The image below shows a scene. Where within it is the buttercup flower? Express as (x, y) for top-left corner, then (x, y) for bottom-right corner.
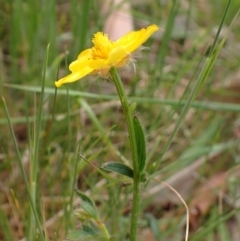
(55, 24), (159, 87)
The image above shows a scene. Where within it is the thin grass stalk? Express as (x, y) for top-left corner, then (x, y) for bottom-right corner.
(4, 84), (240, 113)
(208, 0), (232, 56)
(152, 0), (179, 84)
(78, 98), (128, 163)
(71, 0), (92, 55)
(153, 1), (234, 170)
(29, 44), (49, 240)
(2, 97), (45, 241)
(69, 144), (81, 216)
(192, 207), (240, 241)
(63, 85), (73, 228)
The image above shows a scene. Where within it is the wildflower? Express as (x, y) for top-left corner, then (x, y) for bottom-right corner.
(55, 24), (158, 87)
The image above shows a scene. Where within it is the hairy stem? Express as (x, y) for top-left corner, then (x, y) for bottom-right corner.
(110, 67), (140, 241)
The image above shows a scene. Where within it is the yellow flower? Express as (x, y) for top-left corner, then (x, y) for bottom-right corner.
(55, 24), (158, 87)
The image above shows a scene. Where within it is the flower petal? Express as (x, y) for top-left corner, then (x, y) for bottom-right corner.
(69, 59), (90, 72)
(68, 49), (92, 73)
(77, 48), (92, 59)
(115, 24), (159, 54)
(69, 49), (92, 73)
(89, 59), (106, 69)
(55, 67), (93, 87)
(108, 46), (128, 66)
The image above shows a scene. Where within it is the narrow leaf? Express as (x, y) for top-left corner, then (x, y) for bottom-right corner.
(101, 162), (134, 179)
(133, 115), (147, 172)
(75, 190), (98, 219)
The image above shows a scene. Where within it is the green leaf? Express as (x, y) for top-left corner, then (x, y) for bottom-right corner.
(82, 223), (98, 236)
(67, 230), (91, 240)
(101, 162), (134, 179)
(67, 230), (92, 240)
(140, 172), (147, 183)
(75, 190), (98, 219)
(129, 102), (137, 115)
(133, 115), (147, 172)
(79, 154), (130, 184)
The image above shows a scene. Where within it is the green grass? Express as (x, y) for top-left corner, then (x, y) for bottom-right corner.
(1, 0), (240, 240)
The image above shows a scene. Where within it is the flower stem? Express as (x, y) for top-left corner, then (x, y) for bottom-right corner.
(98, 221), (111, 240)
(110, 67), (140, 241)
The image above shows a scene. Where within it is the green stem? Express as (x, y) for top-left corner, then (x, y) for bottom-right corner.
(98, 221), (111, 240)
(110, 67), (140, 241)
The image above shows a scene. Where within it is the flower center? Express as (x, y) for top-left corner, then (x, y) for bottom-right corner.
(91, 32), (113, 60)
